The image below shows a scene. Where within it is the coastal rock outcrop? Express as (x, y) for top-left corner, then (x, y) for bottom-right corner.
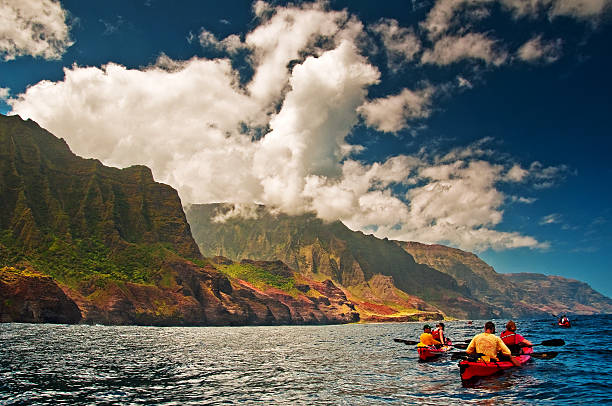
(0, 266), (82, 324)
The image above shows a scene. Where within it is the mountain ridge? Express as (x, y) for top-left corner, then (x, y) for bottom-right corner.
(187, 203), (612, 318)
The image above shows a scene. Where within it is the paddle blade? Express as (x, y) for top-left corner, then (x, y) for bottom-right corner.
(530, 351), (559, 359)
(454, 343), (469, 349)
(393, 339), (419, 345)
(451, 352), (468, 360)
(451, 352), (484, 360)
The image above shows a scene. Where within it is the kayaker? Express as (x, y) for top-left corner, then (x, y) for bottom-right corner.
(466, 321), (520, 366)
(431, 322), (446, 347)
(417, 324), (441, 347)
(500, 320), (533, 354)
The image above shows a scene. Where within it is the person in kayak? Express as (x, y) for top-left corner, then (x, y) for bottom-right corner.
(500, 320), (532, 354)
(466, 321), (520, 366)
(431, 322), (447, 347)
(417, 324), (441, 347)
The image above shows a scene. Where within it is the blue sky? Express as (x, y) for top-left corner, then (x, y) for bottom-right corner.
(1, 0), (610, 297)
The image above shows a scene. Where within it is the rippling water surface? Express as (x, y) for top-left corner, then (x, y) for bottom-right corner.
(1, 315), (611, 404)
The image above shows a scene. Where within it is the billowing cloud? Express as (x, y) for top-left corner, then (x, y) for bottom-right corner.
(421, 33), (508, 66)
(342, 158), (551, 251)
(505, 164), (529, 182)
(9, 0), (575, 253)
(252, 40), (380, 214)
(0, 0), (73, 61)
(369, 18), (421, 71)
(357, 86), (435, 133)
(518, 35), (562, 63)
(0, 87), (9, 99)
(244, 1), (357, 107)
(9, 57), (263, 203)
(198, 29), (243, 54)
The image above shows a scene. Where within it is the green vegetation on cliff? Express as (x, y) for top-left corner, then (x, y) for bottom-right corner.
(0, 114), (201, 287)
(186, 203), (493, 319)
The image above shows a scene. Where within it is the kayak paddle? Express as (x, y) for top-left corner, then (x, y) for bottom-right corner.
(451, 352), (485, 360)
(451, 351), (470, 360)
(451, 351), (558, 360)
(393, 339), (419, 345)
(454, 338), (565, 350)
(525, 339), (565, 347)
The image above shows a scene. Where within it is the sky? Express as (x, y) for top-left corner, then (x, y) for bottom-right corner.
(1, 0), (611, 297)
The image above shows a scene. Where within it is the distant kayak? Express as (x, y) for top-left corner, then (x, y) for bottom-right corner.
(558, 322), (571, 328)
(458, 348), (533, 381)
(417, 341), (453, 361)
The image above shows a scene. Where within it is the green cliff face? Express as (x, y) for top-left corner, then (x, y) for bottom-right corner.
(0, 114), (201, 286)
(0, 115), (358, 326)
(186, 203), (497, 319)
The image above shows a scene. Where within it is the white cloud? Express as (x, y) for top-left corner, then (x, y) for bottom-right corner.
(510, 196), (538, 204)
(457, 76), (474, 88)
(245, 1), (355, 107)
(550, 0), (611, 19)
(210, 203), (261, 223)
(501, 0), (612, 21)
(528, 161), (573, 188)
(505, 164), (529, 182)
(198, 29), (244, 54)
(540, 213), (562, 225)
(518, 35), (562, 63)
(252, 40), (380, 214)
(357, 86), (435, 133)
(425, 0), (611, 33)
(0, 0), (73, 61)
(421, 33), (508, 66)
(342, 158), (550, 251)
(421, 0), (494, 40)
(369, 18), (421, 71)
(0, 87), (9, 99)
(10, 58), (263, 204)
(8, 1), (566, 253)
(500, 0), (549, 17)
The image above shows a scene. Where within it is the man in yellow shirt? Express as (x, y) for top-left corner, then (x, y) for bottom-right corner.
(466, 321), (520, 366)
(417, 324), (441, 347)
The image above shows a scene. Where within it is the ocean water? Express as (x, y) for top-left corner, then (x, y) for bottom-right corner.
(1, 315), (611, 405)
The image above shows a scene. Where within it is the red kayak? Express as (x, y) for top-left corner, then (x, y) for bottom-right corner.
(458, 347), (533, 381)
(417, 340), (453, 361)
(558, 322), (571, 328)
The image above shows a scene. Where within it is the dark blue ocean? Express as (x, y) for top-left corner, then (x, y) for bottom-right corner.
(1, 315), (611, 405)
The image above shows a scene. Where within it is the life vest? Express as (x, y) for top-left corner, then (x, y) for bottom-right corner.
(500, 330), (516, 345)
(501, 330), (521, 354)
(431, 329), (441, 342)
